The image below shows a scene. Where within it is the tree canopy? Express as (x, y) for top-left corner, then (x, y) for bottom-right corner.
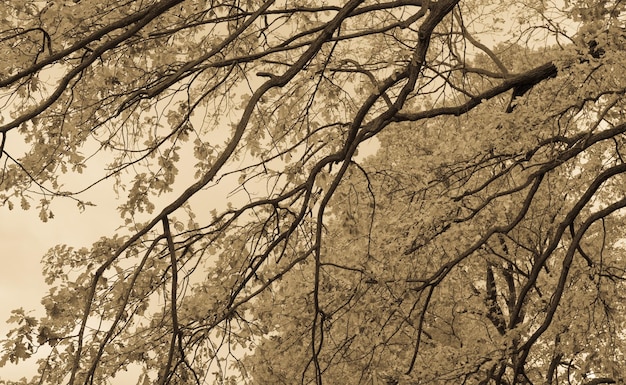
(1, 0), (626, 384)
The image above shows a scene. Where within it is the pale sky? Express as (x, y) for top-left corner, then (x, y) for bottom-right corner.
(0, 174), (122, 379)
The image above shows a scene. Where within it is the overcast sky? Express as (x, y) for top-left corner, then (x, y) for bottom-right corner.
(0, 174), (123, 379)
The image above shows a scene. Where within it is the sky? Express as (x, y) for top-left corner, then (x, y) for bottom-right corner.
(0, 170), (122, 380)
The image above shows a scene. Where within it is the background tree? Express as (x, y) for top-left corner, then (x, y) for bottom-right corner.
(0, 0), (625, 384)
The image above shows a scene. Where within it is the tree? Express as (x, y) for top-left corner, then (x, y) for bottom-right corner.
(1, 0), (626, 384)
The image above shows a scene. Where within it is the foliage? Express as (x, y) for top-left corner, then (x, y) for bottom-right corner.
(1, 0), (626, 384)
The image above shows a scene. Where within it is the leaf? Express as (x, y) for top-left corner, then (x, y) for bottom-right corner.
(20, 197), (30, 210)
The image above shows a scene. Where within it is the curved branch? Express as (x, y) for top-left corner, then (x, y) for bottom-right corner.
(394, 61), (557, 121)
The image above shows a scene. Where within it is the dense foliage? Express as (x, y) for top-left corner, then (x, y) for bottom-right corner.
(1, 0), (626, 384)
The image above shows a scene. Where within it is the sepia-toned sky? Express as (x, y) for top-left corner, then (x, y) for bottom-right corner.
(0, 176), (122, 379)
